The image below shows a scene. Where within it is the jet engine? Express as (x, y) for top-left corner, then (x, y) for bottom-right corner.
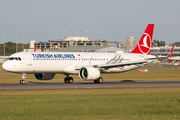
(34, 73), (55, 80)
(79, 66), (100, 80)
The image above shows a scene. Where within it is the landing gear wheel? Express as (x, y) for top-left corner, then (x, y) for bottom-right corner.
(64, 77), (74, 83)
(68, 77), (73, 83)
(98, 77), (103, 84)
(94, 80), (97, 83)
(20, 80), (26, 84)
(64, 77), (69, 83)
(94, 77), (103, 84)
(20, 73), (26, 84)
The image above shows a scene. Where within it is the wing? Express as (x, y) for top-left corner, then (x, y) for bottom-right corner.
(74, 60), (154, 70)
(92, 60), (149, 68)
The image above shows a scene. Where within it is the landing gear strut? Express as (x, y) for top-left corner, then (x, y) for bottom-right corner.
(94, 77), (103, 84)
(64, 75), (74, 83)
(20, 73), (26, 84)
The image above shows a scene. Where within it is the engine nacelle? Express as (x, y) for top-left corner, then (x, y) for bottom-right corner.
(79, 66), (100, 80)
(34, 73), (55, 80)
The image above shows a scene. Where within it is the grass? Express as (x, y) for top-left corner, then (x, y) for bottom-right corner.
(1, 63), (180, 119)
(0, 88), (180, 120)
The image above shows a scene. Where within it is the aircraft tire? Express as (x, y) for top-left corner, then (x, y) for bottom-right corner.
(64, 77), (69, 83)
(20, 80), (25, 84)
(68, 77), (73, 83)
(97, 77), (103, 84)
(94, 80), (97, 84)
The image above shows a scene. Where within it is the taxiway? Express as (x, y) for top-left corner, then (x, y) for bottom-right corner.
(0, 81), (180, 91)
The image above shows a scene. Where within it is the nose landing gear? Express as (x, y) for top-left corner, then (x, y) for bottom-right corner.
(20, 73), (26, 84)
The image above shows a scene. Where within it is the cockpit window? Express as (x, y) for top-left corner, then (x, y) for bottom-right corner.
(8, 57), (22, 61)
(9, 57), (14, 60)
(6, 57), (10, 61)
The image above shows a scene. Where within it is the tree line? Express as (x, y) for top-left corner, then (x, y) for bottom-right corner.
(151, 39), (166, 47)
(0, 42), (29, 56)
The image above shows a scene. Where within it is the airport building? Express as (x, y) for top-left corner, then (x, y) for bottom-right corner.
(52, 46), (126, 53)
(126, 37), (137, 52)
(30, 36), (126, 51)
(175, 42), (180, 47)
(28, 35), (180, 57)
(151, 47), (180, 57)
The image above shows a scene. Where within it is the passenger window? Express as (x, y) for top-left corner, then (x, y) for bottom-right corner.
(18, 57), (21, 60)
(15, 57), (18, 60)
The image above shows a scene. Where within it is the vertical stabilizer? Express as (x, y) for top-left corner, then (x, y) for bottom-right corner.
(34, 47), (36, 52)
(131, 24), (154, 55)
(168, 45), (174, 57)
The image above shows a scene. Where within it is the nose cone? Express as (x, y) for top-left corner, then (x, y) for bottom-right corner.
(2, 62), (9, 71)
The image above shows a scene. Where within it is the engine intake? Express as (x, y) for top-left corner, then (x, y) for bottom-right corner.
(79, 67), (100, 80)
(34, 73), (55, 80)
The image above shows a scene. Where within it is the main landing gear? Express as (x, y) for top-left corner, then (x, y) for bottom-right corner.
(64, 75), (74, 83)
(20, 73), (26, 84)
(64, 75), (103, 84)
(94, 77), (103, 84)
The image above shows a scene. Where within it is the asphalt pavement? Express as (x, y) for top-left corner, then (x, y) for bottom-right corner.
(0, 80), (180, 91)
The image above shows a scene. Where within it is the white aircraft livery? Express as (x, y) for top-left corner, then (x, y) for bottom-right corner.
(2, 24), (157, 84)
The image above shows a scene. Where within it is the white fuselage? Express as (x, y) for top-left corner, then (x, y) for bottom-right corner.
(2, 52), (156, 74)
(168, 56), (180, 61)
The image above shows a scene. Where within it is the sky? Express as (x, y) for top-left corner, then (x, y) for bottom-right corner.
(0, 0), (180, 44)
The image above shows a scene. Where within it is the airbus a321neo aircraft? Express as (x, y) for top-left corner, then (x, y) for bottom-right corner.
(2, 24), (157, 84)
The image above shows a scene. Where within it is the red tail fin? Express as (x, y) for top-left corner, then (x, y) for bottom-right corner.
(168, 45), (174, 57)
(131, 24), (154, 55)
(34, 47), (36, 52)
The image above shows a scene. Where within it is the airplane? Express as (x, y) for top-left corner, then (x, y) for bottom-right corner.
(166, 46), (180, 61)
(2, 24), (157, 84)
(155, 45), (180, 64)
(155, 45), (175, 60)
(167, 45), (175, 58)
(168, 56), (180, 61)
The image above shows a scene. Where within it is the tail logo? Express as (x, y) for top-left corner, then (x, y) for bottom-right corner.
(138, 33), (151, 54)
